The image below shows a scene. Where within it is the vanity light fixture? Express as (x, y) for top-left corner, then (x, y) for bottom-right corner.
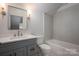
(27, 9), (32, 20)
(0, 4), (6, 16)
(1, 7), (6, 15)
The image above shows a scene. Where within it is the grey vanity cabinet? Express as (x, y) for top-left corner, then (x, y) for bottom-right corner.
(27, 44), (43, 56)
(1, 50), (14, 56)
(1, 47), (27, 56)
(28, 44), (37, 56)
(0, 38), (42, 56)
(13, 47), (27, 56)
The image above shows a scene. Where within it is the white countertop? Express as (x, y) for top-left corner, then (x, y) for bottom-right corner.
(0, 34), (42, 44)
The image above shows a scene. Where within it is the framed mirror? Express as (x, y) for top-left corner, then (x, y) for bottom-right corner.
(8, 5), (27, 30)
(10, 15), (23, 30)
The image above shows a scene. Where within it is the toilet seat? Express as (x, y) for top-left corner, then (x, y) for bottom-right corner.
(40, 44), (51, 50)
(39, 44), (51, 55)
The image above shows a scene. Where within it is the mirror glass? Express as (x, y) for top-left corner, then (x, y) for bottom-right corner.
(8, 5), (27, 30)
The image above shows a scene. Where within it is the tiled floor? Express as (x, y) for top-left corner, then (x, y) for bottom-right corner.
(44, 45), (79, 56)
(44, 40), (79, 56)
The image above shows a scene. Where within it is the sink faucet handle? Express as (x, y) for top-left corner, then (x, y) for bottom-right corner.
(13, 34), (16, 37)
(21, 32), (23, 36)
(18, 30), (20, 36)
(17, 30), (23, 36)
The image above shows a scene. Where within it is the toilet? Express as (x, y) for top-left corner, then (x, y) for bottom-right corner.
(39, 44), (51, 55)
(37, 36), (51, 55)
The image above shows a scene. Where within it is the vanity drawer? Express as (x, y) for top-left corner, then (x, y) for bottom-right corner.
(27, 44), (42, 56)
(0, 38), (37, 53)
(0, 50), (14, 56)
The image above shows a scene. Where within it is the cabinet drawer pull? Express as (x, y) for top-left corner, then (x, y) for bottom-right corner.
(30, 48), (35, 51)
(9, 54), (12, 56)
(14, 53), (16, 56)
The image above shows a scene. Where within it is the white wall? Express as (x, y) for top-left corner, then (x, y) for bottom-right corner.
(0, 3), (44, 39)
(44, 13), (53, 41)
(28, 11), (43, 35)
(27, 9), (44, 45)
(0, 3), (28, 37)
(53, 4), (79, 45)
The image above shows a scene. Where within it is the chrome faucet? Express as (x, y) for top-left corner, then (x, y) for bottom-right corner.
(17, 30), (20, 36)
(17, 30), (23, 36)
(13, 30), (23, 37)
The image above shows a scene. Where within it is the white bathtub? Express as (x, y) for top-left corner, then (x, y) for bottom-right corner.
(45, 39), (79, 56)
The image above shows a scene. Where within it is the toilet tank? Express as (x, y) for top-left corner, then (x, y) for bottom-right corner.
(37, 35), (44, 45)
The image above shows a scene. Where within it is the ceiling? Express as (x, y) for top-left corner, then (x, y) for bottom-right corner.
(8, 3), (66, 16)
(24, 3), (66, 16)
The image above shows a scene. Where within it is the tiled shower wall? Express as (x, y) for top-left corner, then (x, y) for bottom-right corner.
(53, 4), (79, 45)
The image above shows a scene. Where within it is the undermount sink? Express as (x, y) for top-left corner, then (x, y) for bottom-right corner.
(11, 34), (36, 39)
(11, 35), (28, 39)
(0, 34), (41, 44)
